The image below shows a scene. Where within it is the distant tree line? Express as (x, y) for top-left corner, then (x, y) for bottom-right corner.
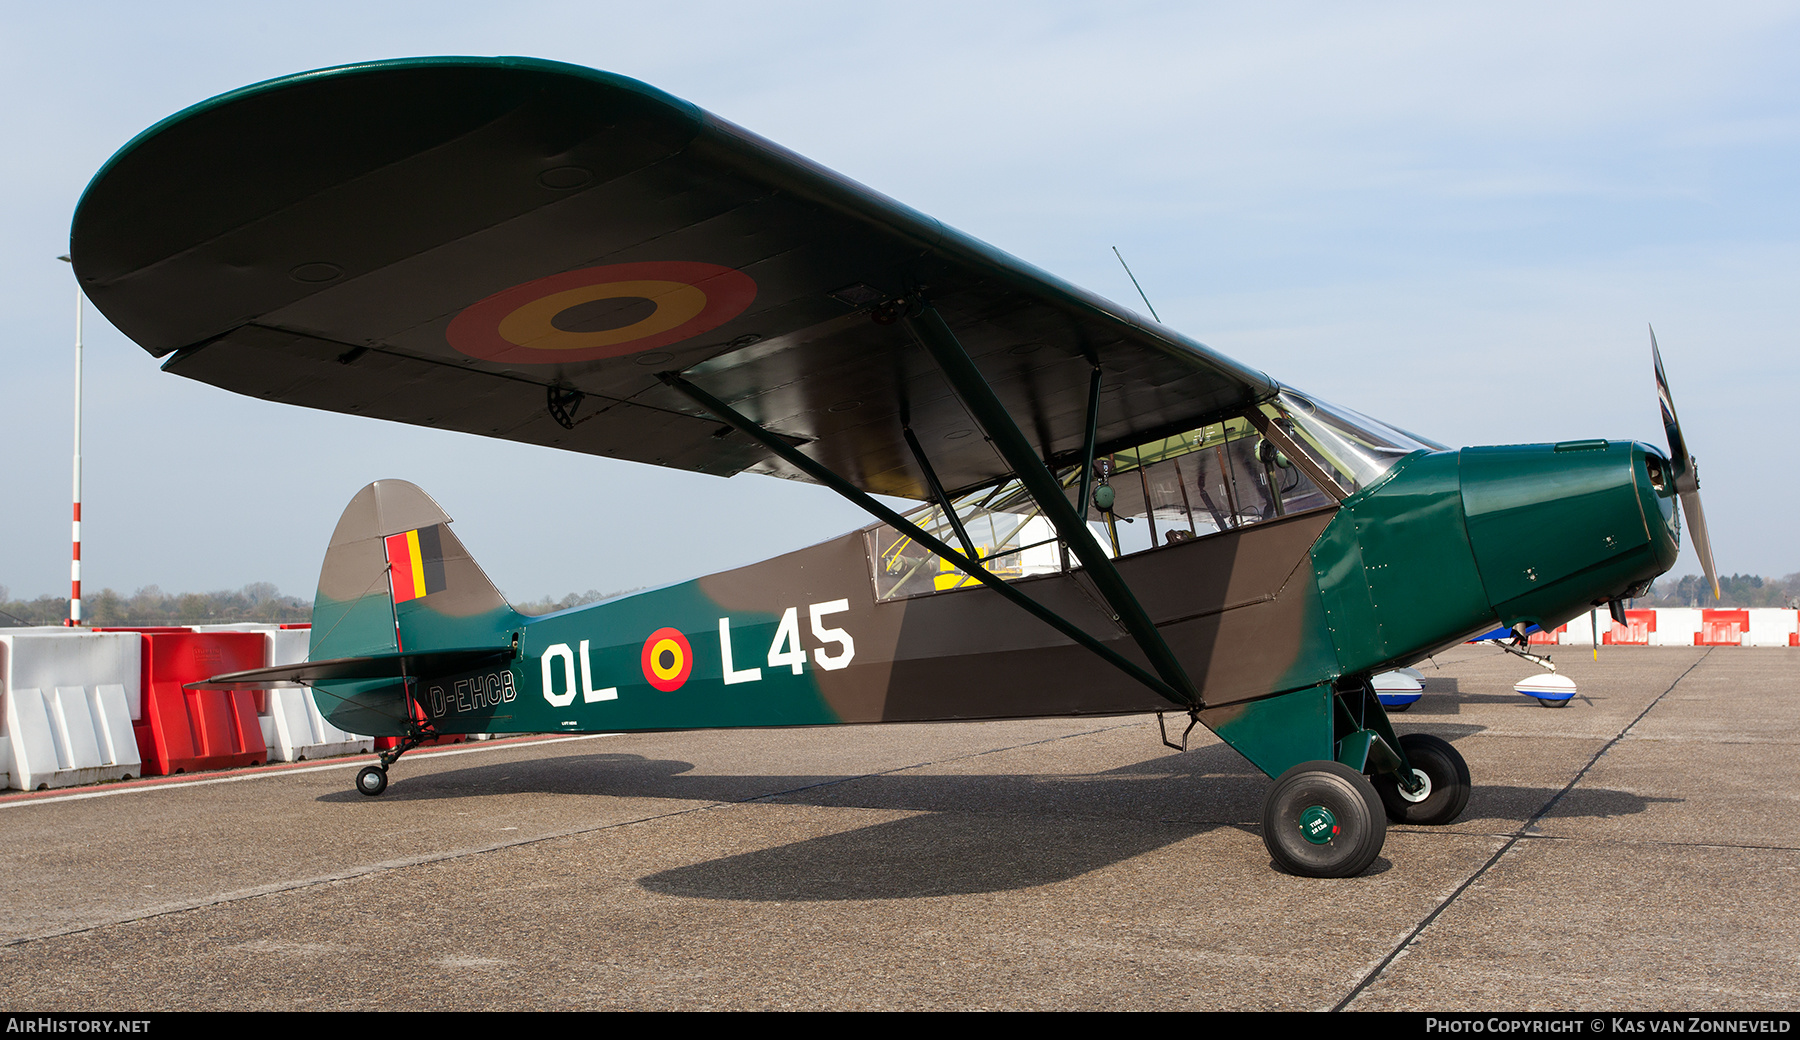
(0, 583), (641, 627)
(0, 582), (312, 627)
(1643, 573), (1800, 609)
(3, 573), (1789, 628)
(512, 589), (638, 615)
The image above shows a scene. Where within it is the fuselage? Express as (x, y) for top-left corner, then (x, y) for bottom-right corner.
(324, 435), (1680, 776)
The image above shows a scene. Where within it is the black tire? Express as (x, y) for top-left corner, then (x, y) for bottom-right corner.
(1262, 760), (1387, 878)
(1537, 697), (1570, 709)
(1386, 700), (1413, 712)
(1373, 733), (1471, 825)
(356, 765), (388, 797)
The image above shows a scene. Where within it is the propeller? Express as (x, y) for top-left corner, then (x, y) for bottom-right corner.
(1651, 326), (1720, 601)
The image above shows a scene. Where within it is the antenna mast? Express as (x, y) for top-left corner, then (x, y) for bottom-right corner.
(1112, 246), (1161, 323)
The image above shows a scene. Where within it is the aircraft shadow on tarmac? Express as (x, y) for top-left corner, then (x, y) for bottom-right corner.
(639, 810), (1224, 900)
(312, 738), (1678, 901)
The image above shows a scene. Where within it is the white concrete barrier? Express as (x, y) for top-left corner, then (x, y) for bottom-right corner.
(1746, 610), (1798, 647)
(5, 686), (140, 790)
(1560, 611), (1601, 645)
(264, 688), (373, 762)
(1, 630), (143, 790)
(1649, 608), (1701, 646)
(256, 628), (372, 762)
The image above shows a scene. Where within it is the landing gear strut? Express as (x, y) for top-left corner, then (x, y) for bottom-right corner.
(352, 723), (435, 797)
(1371, 733), (1471, 825)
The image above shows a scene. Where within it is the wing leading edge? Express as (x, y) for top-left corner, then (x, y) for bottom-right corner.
(73, 56), (1273, 500)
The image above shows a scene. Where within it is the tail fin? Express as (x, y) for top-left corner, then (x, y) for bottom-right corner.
(309, 480), (520, 734)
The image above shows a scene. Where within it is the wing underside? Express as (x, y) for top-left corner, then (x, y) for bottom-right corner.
(73, 56), (1273, 500)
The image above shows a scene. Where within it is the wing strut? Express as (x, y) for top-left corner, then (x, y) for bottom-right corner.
(1075, 365), (1104, 524)
(902, 425), (981, 562)
(659, 373), (1192, 708)
(900, 302), (1202, 708)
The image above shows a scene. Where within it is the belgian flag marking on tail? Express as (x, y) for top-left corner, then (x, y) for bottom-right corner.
(384, 525), (448, 603)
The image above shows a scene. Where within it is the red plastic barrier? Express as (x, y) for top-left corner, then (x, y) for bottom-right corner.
(1528, 624), (1564, 646)
(1695, 609), (1750, 646)
(132, 631), (270, 775)
(1603, 609), (1656, 646)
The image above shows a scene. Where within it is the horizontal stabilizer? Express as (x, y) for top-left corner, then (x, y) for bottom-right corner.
(183, 647), (514, 691)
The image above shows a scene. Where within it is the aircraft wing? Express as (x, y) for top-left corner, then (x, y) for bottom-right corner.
(72, 56), (1273, 500)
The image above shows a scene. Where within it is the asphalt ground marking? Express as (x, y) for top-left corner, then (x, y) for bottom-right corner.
(1333, 648), (1714, 1011)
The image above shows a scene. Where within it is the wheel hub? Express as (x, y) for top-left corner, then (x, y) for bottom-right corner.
(1298, 804), (1339, 844)
(1398, 768), (1433, 804)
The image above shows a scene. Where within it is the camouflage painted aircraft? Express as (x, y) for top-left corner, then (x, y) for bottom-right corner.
(69, 57), (1715, 877)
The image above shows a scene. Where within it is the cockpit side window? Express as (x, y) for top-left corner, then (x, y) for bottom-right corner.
(867, 410), (1348, 601)
(868, 475), (1063, 600)
(1081, 416), (1280, 555)
(867, 391), (1434, 601)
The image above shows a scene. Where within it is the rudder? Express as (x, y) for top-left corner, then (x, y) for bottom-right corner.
(309, 480), (519, 734)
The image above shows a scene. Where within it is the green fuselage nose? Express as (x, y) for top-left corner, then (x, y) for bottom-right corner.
(1311, 440), (1681, 676)
(1460, 440), (1680, 632)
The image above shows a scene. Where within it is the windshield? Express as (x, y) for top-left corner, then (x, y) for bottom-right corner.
(1269, 389), (1441, 491)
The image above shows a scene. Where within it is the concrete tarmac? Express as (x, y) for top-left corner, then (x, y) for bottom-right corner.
(0, 645), (1793, 1011)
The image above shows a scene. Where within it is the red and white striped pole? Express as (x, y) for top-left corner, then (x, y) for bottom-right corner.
(60, 255), (82, 626)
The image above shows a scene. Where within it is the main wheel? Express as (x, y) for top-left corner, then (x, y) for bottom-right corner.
(1261, 761), (1387, 878)
(1537, 697), (1570, 709)
(355, 765), (388, 797)
(1372, 733), (1470, 825)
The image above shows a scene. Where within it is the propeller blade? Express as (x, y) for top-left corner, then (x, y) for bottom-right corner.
(1651, 326), (1691, 490)
(1680, 488), (1721, 601)
(1651, 326), (1720, 600)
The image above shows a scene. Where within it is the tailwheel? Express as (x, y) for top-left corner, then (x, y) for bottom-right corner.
(1262, 761), (1386, 878)
(1372, 733), (1470, 825)
(355, 765), (389, 797)
(354, 719), (435, 797)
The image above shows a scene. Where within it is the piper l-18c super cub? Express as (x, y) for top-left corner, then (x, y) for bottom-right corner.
(70, 57), (1715, 877)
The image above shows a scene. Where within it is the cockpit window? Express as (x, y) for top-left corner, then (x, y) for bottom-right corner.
(867, 390), (1436, 601)
(869, 475), (1063, 599)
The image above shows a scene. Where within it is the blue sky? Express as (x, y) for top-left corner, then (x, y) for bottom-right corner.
(3, 2), (1796, 602)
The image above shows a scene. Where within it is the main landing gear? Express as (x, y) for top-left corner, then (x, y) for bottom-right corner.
(1260, 737), (1471, 877)
(1371, 733), (1471, 826)
(353, 724), (436, 797)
